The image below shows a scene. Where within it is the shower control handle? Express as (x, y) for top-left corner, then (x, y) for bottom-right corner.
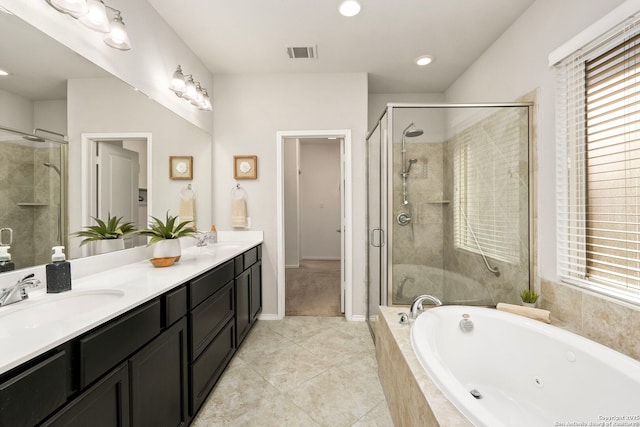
(397, 212), (412, 226)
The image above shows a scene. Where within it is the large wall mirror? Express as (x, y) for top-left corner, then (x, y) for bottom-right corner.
(0, 9), (212, 272)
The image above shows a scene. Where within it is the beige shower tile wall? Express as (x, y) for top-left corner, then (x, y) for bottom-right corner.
(540, 279), (640, 362)
(391, 142), (445, 304)
(0, 142), (59, 269)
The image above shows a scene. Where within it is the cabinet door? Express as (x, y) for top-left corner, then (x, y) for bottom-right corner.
(129, 317), (188, 427)
(42, 363), (130, 427)
(250, 260), (262, 321)
(235, 269), (251, 346)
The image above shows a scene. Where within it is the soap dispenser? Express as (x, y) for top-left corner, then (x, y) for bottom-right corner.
(46, 246), (71, 293)
(0, 246), (15, 272)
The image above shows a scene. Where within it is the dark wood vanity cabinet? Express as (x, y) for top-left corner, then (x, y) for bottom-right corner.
(0, 244), (262, 427)
(235, 246), (262, 347)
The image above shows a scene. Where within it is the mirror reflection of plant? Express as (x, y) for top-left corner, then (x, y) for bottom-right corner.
(138, 211), (196, 245)
(72, 213), (137, 246)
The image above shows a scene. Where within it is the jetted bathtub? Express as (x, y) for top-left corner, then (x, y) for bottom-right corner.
(410, 306), (640, 427)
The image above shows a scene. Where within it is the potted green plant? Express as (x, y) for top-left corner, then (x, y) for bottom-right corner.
(72, 213), (136, 255)
(138, 211), (195, 261)
(520, 289), (539, 308)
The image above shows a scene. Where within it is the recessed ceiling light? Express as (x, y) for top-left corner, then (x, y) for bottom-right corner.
(415, 55), (434, 66)
(339, 0), (361, 17)
(0, 69), (9, 76)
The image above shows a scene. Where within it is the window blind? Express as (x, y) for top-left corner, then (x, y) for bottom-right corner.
(453, 108), (523, 264)
(556, 15), (640, 298)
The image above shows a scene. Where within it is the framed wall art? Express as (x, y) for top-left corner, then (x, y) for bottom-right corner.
(169, 156), (193, 180)
(234, 155), (257, 179)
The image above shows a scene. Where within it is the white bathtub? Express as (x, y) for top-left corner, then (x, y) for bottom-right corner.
(411, 306), (640, 427)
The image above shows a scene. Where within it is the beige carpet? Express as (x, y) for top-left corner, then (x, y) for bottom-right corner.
(285, 260), (342, 316)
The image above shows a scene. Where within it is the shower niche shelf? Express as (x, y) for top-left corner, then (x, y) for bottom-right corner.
(16, 202), (48, 207)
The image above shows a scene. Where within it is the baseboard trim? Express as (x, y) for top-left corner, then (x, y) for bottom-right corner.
(301, 256), (341, 261)
(348, 314), (366, 322)
(285, 264), (300, 269)
(257, 313), (280, 321)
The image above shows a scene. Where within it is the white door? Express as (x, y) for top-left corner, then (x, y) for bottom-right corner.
(96, 142), (139, 249)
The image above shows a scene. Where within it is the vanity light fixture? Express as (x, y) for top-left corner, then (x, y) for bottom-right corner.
(169, 65), (212, 111)
(0, 69), (9, 76)
(339, 0), (361, 17)
(45, 0), (132, 51)
(415, 55), (434, 66)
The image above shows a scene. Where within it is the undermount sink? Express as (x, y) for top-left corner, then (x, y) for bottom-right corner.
(0, 289), (125, 329)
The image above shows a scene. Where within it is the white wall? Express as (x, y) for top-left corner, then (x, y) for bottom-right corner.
(67, 77), (212, 258)
(0, 0), (212, 133)
(284, 138), (300, 267)
(212, 72), (368, 318)
(300, 141), (341, 260)
(444, 0), (626, 283)
(34, 100), (67, 136)
(0, 89), (33, 131)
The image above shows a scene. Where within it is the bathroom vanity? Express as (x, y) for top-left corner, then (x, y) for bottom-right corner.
(0, 237), (262, 426)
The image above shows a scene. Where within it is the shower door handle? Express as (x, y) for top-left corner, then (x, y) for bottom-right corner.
(370, 228), (386, 247)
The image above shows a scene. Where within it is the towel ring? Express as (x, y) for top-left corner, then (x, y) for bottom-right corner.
(181, 184), (195, 198)
(231, 184), (247, 200)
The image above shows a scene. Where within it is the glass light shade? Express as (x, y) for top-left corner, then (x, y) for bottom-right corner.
(104, 14), (131, 51)
(415, 55), (434, 66)
(191, 83), (205, 107)
(78, 0), (110, 33)
(338, 0), (361, 17)
(48, 0), (89, 16)
(184, 76), (198, 102)
(201, 90), (213, 111)
(169, 65), (186, 95)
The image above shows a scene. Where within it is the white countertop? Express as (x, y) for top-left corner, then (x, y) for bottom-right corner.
(0, 232), (263, 375)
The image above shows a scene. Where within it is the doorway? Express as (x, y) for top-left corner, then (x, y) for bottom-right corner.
(276, 130), (353, 320)
(284, 138), (342, 316)
(80, 132), (152, 257)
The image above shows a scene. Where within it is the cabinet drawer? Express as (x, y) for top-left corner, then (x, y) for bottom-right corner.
(164, 285), (187, 327)
(189, 260), (234, 309)
(189, 319), (235, 415)
(0, 350), (67, 427)
(79, 300), (161, 388)
(189, 281), (234, 361)
(243, 247), (258, 269)
(233, 255), (243, 276)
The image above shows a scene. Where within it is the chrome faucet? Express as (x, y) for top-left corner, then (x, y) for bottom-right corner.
(410, 294), (443, 318)
(0, 274), (41, 307)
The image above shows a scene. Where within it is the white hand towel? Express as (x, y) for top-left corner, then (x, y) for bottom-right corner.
(179, 197), (195, 229)
(231, 197), (247, 228)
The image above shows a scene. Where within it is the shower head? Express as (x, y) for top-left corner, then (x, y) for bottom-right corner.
(43, 162), (61, 176)
(23, 135), (46, 142)
(404, 127), (424, 138)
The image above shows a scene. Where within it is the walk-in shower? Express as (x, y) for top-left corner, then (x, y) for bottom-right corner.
(0, 125), (67, 270)
(366, 102), (532, 337)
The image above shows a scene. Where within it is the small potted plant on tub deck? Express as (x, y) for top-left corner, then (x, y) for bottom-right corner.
(138, 211), (195, 267)
(72, 213), (136, 255)
(520, 289), (539, 308)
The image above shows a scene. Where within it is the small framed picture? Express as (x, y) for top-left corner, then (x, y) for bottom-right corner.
(169, 156), (193, 180)
(234, 155), (258, 179)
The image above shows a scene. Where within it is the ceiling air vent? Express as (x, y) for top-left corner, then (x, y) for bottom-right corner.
(286, 46), (317, 59)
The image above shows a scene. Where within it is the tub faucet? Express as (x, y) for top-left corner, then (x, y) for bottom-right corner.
(410, 294), (443, 318)
(0, 274), (41, 307)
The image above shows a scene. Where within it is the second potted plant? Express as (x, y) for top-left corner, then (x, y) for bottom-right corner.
(520, 289), (540, 308)
(72, 213), (136, 255)
(138, 211), (196, 263)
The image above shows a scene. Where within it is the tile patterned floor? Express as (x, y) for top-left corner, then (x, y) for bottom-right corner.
(192, 316), (394, 426)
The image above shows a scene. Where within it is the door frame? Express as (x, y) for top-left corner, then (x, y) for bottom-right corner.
(80, 132), (153, 258)
(276, 130), (353, 320)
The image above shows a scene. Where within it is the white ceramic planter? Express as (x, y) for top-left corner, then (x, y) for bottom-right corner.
(152, 239), (181, 259)
(94, 239), (125, 255)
